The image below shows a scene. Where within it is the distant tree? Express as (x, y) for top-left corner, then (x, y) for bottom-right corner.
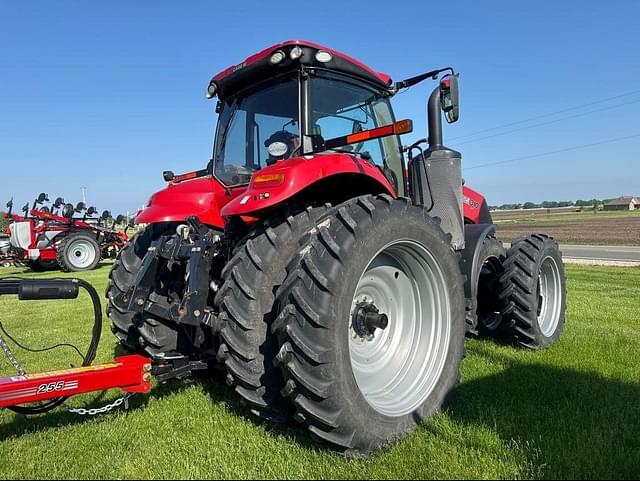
(523, 202), (539, 209)
(541, 201), (559, 208)
(558, 201), (573, 208)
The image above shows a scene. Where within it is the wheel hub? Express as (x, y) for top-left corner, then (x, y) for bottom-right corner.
(351, 302), (389, 339)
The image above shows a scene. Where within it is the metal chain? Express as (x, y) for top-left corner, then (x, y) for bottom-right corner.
(65, 394), (132, 417)
(0, 330), (26, 376)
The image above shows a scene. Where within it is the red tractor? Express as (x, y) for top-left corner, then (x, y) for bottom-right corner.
(4, 195), (129, 272)
(107, 41), (566, 454)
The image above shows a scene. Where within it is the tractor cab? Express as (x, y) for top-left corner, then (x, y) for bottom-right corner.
(209, 41), (406, 196)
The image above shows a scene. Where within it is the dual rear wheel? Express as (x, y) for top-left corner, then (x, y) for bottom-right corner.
(217, 195), (466, 454)
(216, 196), (566, 454)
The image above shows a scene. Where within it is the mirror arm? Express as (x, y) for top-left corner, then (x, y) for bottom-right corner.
(393, 67), (454, 93)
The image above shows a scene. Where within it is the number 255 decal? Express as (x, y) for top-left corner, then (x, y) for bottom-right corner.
(36, 381), (77, 394)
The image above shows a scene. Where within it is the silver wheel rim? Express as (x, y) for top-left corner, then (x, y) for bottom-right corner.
(537, 256), (562, 337)
(349, 240), (451, 417)
(67, 239), (96, 269)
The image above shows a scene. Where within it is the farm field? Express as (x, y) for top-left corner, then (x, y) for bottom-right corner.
(493, 210), (640, 246)
(0, 262), (638, 479)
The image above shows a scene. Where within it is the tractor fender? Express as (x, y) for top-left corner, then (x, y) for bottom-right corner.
(459, 223), (497, 302)
(135, 176), (243, 229)
(220, 153), (396, 217)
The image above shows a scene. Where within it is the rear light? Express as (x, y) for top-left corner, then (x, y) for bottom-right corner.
(269, 50), (286, 65)
(253, 173), (285, 187)
(345, 120), (413, 145)
(392, 119), (413, 135)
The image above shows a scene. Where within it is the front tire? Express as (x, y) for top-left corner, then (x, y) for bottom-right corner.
(499, 234), (566, 349)
(273, 195), (466, 454)
(474, 236), (507, 337)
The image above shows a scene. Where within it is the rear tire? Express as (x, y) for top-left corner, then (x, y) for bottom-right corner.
(499, 234), (566, 349)
(214, 206), (330, 422)
(273, 195), (465, 454)
(106, 226), (178, 355)
(56, 232), (100, 272)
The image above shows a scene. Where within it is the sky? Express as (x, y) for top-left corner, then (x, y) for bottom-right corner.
(1, 1), (639, 214)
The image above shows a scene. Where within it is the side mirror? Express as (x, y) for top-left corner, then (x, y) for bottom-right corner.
(87, 206), (97, 216)
(163, 171), (175, 182)
(440, 74), (459, 124)
(6, 198), (13, 211)
(75, 202), (87, 213)
(22, 203), (29, 216)
(53, 197), (65, 209)
(62, 203), (75, 219)
(36, 193), (49, 204)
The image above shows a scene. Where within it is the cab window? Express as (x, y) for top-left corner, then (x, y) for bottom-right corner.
(308, 72), (404, 195)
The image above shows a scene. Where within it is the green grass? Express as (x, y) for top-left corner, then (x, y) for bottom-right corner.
(0, 262), (638, 479)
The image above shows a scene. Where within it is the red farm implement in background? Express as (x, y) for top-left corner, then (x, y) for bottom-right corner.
(3, 195), (129, 272)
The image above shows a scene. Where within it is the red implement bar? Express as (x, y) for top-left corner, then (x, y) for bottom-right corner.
(0, 355), (151, 409)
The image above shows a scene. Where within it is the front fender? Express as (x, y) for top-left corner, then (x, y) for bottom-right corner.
(221, 153), (396, 217)
(135, 176), (243, 229)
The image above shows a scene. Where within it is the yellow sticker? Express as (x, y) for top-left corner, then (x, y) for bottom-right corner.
(25, 363), (122, 380)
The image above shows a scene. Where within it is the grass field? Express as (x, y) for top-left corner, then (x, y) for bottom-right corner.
(0, 262), (638, 479)
(493, 210), (640, 246)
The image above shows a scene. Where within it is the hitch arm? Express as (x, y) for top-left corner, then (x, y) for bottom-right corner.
(0, 355), (152, 409)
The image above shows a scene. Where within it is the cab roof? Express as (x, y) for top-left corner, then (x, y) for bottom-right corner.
(210, 40), (393, 100)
